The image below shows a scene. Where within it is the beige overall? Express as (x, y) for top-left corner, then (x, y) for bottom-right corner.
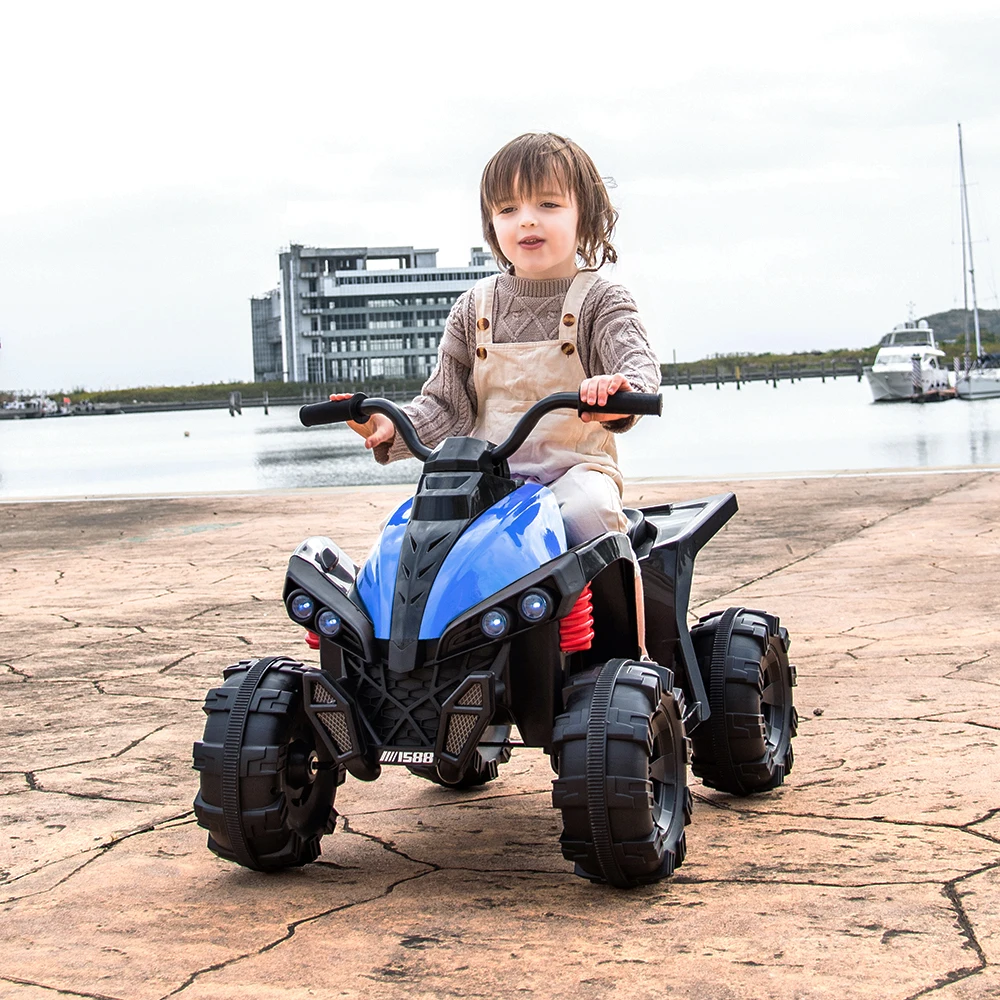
(471, 272), (629, 547)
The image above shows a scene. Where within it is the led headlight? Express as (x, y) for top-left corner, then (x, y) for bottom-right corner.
(288, 592), (315, 622)
(316, 609), (342, 637)
(519, 591), (550, 622)
(480, 608), (509, 638)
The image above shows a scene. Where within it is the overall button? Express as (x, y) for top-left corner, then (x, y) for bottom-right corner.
(476, 346), (488, 360)
(477, 318), (490, 331)
(562, 314), (576, 327)
(561, 343), (576, 356)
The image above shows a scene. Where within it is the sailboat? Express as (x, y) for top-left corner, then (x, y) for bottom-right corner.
(955, 123), (1000, 400)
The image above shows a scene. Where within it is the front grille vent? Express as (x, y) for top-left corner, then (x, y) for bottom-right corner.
(318, 710), (353, 753)
(342, 644), (494, 748)
(445, 713), (479, 755)
(457, 684), (483, 707)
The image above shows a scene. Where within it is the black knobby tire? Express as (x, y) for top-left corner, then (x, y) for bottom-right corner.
(689, 607), (798, 795)
(552, 660), (692, 888)
(192, 657), (341, 871)
(407, 724), (513, 788)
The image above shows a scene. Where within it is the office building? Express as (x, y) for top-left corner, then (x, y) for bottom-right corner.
(252, 244), (497, 384)
(250, 289), (283, 382)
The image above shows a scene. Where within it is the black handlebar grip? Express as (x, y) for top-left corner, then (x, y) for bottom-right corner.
(299, 392), (369, 427)
(578, 391), (663, 417)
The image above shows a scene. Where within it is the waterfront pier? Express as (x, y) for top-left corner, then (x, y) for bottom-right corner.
(665, 358), (867, 389)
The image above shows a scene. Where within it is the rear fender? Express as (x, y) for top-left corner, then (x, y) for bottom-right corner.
(638, 492), (738, 726)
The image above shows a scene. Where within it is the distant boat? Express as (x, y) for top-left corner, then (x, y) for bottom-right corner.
(0, 396), (58, 419)
(864, 320), (951, 402)
(954, 122), (1000, 400)
(955, 355), (1000, 399)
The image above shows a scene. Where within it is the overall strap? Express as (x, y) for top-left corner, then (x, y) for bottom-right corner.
(473, 275), (500, 346)
(558, 271), (600, 345)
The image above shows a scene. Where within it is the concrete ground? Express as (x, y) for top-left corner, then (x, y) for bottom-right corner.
(1, 471), (998, 1000)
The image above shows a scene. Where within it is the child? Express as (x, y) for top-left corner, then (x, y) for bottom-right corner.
(337, 132), (660, 650)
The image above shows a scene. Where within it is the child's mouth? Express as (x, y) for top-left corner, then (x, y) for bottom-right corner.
(520, 237), (544, 248)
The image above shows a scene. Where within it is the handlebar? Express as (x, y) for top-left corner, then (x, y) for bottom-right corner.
(488, 391), (661, 461)
(299, 389), (662, 465)
(299, 393), (435, 460)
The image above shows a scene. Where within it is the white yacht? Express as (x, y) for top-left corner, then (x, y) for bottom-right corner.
(865, 320), (952, 402)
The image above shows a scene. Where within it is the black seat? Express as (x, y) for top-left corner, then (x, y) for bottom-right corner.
(623, 507), (649, 548)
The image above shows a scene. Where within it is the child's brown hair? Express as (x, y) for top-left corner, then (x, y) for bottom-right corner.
(480, 132), (618, 270)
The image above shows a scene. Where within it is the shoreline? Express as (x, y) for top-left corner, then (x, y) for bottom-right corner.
(2, 462), (1000, 505)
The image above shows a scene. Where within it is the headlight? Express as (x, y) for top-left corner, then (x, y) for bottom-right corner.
(316, 609), (341, 637)
(288, 592), (315, 621)
(519, 591), (550, 622)
(480, 608), (509, 638)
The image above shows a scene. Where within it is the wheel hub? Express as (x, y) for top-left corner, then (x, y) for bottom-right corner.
(287, 744), (319, 788)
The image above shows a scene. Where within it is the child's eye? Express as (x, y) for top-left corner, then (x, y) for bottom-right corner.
(497, 206), (515, 214)
(540, 202), (560, 209)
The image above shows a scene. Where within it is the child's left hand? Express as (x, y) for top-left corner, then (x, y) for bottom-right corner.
(579, 374), (634, 422)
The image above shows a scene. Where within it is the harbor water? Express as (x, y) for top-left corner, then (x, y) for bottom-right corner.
(2, 377), (999, 500)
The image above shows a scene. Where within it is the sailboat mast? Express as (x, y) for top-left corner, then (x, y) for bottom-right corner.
(958, 122), (982, 357)
(959, 124), (970, 357)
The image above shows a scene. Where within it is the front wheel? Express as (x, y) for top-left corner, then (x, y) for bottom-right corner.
(552, 660), (691, 888)
(689, 608), (798, 795)
(192, 656), (341, 871)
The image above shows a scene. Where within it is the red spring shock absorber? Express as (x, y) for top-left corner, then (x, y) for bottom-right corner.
(560, 584), (594, 652)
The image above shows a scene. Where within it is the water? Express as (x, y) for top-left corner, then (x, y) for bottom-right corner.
(1, 378), (999, 499)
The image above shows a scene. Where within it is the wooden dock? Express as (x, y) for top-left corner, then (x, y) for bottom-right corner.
(662, 359), (866, 389)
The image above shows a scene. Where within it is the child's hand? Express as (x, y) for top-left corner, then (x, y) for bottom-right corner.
(328, 393), (396, 450)
(579, 374), (634, 422)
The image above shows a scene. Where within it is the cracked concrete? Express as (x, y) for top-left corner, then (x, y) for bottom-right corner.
(1, 473), (998, 999)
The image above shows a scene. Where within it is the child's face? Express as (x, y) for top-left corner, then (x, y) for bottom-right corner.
(491, 180), (580, 280)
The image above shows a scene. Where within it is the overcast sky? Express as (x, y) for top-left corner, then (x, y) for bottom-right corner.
(2, 0), (999, 392)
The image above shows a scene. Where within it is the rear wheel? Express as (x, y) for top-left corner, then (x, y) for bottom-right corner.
(552, 660), (691, 888)
(407, 724), (513, 788)
(193, 656), (341, 871)
(689, 608), (797, 794)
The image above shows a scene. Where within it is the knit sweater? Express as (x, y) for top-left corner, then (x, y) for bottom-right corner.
(375, 270), (660, 464)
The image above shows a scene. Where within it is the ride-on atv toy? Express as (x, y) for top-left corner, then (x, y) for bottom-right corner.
(193, 390), (797, 888)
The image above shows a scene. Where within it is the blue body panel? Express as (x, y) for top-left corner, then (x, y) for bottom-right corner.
(420, 483), (566, 638)
(353, 497), (412, 638)
(353, 484), (566, 640)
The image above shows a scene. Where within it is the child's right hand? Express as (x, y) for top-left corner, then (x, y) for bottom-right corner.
(328, 393), (396, 451)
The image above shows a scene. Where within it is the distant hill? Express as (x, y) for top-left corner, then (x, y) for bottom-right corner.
(918, 308), (1000, 344)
